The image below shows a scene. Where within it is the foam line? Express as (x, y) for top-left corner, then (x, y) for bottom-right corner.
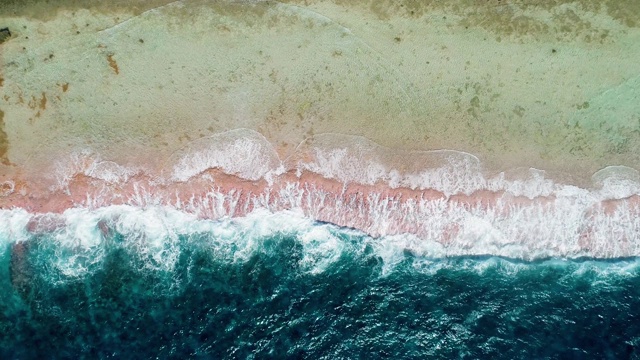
(1, 131), (640, 261)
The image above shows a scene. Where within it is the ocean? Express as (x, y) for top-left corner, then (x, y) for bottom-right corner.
(2, 208), (640, 358)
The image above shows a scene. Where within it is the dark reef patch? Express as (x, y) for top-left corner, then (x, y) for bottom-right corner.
(0, 27), (11, 44)
(0, 110), (9, 165)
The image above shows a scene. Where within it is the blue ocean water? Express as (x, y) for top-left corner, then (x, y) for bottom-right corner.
(1, 209), (640, 359)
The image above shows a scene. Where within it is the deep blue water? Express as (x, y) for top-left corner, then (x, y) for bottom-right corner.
(2, 218), (640, 359)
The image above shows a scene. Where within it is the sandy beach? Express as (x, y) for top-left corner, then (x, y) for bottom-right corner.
(1, 0), (640, 256)
(0, 0), (639, 180)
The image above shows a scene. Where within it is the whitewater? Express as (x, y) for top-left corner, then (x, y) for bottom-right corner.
(3, 129), (640, 262)
(2, 131), (640, 358)
(2, 204), (640, 358)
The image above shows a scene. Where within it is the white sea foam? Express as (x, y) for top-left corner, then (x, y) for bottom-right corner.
(297, 224), (346, 274)
(48, 131), (640, 203)
(2, 194), (640, 268)
(0, 181), (15, 197)
(169, 129), (284, 183)
(50, 149), (138, 193)
(592, 166), (640, 200)
(3, 202), (640, 285)
(292, 133), (632, 200)
(0, 208), (32, 245)
(2, 196), (640, 290)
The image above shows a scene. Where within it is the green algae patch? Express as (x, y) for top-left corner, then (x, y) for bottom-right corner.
(0, 110), (9, 165)
(0, 0), (175, 20)
(294, 0), (637, 43)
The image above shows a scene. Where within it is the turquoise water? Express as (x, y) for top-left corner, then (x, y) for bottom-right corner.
(1, 210), (640, 358)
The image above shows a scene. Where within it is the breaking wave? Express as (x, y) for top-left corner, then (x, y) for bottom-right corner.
(2, 207), (640, 358)
(1, 129), (632, 260)
(3, 129), (640, 357)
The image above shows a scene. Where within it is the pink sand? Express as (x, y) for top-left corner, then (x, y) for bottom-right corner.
(2, 167), (639, 252)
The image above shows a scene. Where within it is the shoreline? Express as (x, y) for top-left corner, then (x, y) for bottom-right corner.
(1, 158), (640, 259)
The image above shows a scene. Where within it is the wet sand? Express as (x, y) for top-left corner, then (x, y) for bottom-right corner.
(0, 165), (637, 259)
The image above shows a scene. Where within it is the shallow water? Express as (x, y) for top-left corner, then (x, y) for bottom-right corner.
(2, 209), (640, 358)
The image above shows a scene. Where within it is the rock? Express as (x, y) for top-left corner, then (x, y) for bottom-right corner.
(0, 27), (11, 44)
